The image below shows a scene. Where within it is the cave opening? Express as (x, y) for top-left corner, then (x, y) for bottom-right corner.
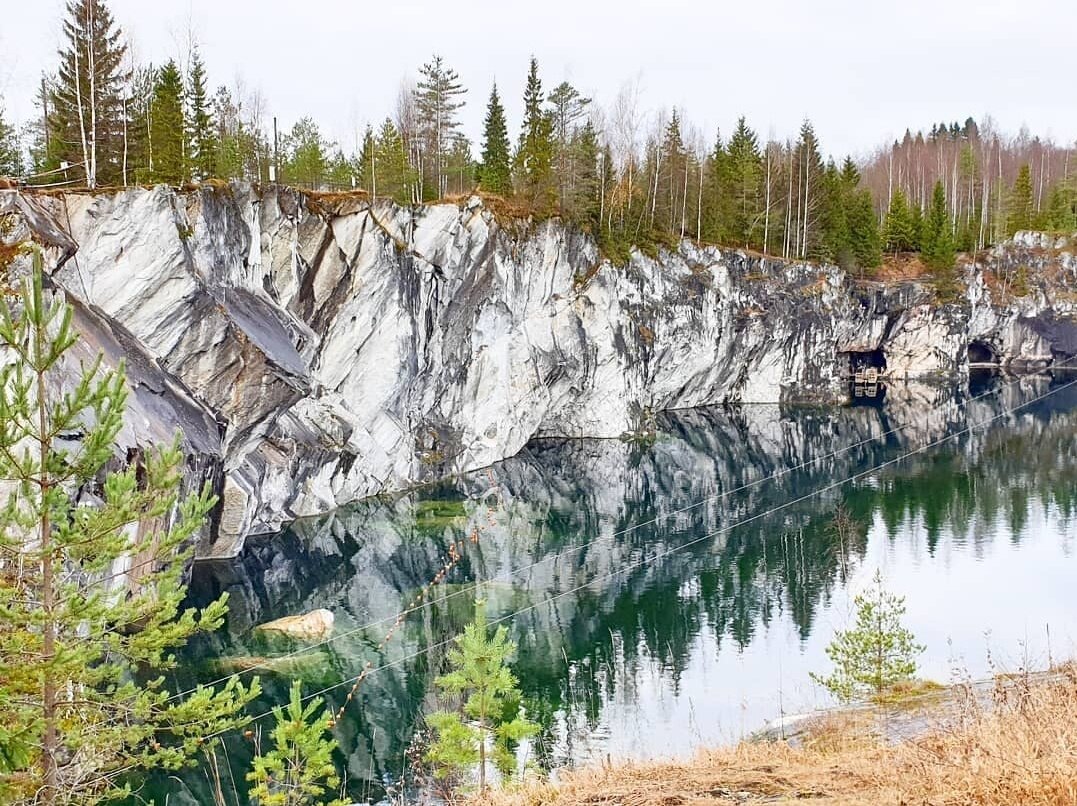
(842, 349), (887, 375)
(967, 341), (998, 366)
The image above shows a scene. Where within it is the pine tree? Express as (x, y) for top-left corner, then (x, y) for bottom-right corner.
(1005, 163), (1034, 236)
(884, 188), (915, 253)
(246, 681), (346, 806)
(445, 134), (474, 196)
(426, 601), (538, 795)
(149, 60), (186, 184)
(373, 117), (412, 203)
(0, 249), (259, 805)
(515, 57), (556, 214)
(478, 84), (512, 196)
(415, 55), (466, 199)
(283, 117), (329, 189)
(0, 102), (21, 176)
(325, 148), (355, 189)
(48, 0), (129, 187)
(186, 48), (216, 180)
(811, 571), (924, 702)
(212, 85), (265, 182)
(547, 81), (590, 214)
(356, 124), (376, 194)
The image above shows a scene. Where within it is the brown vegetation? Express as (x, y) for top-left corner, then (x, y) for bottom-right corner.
(875, 252), (928, 281)
(473, 665), (1077, 805)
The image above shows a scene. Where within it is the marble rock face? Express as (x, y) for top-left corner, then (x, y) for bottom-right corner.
(2, 184), (1074, 556)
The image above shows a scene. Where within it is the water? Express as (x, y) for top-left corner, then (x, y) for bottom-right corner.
(159, 373), (1077, 803)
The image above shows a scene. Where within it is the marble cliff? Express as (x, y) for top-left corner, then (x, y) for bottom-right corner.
(1, 183), (1074, 554)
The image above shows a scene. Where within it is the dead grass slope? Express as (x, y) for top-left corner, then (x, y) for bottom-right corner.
(473, 665), (1077, 806)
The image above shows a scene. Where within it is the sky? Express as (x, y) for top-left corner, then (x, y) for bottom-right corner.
(2, 0), (1075, 160)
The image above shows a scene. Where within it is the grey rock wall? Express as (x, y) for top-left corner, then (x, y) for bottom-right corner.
(2, 183), (1074, 555)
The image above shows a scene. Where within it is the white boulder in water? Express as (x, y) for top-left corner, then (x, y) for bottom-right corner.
(255, 608), (335, 640)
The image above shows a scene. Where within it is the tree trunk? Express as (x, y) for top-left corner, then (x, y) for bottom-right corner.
(72, 20), (92, 188)
(87, 0), (98, 188)
(36, 296), (58, 804)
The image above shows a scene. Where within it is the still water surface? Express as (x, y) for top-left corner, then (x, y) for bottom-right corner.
(163, 373), (1077, 803)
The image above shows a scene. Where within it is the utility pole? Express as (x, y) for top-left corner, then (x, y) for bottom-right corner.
(41, 76), (50, 159)
(272, 116), (279, 183)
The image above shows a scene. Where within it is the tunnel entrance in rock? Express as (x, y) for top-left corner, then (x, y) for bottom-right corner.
(967, 340), (998, 366)
(841, 349), (887, 403)
(842, 349), (887, 376)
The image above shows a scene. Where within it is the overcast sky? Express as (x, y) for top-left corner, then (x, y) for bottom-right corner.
(2, 0), (1075, 159)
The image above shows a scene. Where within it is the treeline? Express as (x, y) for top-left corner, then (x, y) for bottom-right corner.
(4, 0), (1077, 274)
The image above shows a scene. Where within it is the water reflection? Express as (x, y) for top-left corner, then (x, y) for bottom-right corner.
(166, 374), (1077, 803)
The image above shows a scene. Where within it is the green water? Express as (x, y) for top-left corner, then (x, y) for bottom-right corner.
(156, 374), (1077, 803)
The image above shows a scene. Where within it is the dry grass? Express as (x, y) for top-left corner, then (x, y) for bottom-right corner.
(875, 252), (928, 280)
(471, 665), (1077, 805)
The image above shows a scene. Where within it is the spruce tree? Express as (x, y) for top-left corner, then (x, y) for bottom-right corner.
(0, 250), (259, 805)
(149, 60), (186, 184)
(1044, 183), (1077, 232)
(1005, 164), (1034, 236)
(571, 120), (601, 228)
(884, 188), (915, 253)
(655, 111), (688, 235)
(426, 601), (538, 795)
(478, 83), (512, 196)
(700, 131), (728, 243)
(839, 155), (860, 188)
(795, 120), (826, 259)
(820, 160), (851, 267)
(48, 0), (129, 187)
(186, 49), (216, 180)
(910, 203), (925, 251)
(515, 57), (556, 214)
(726, 117), (764, 247)
(922, 180), (955, 270)
(848, 189), (882, 272)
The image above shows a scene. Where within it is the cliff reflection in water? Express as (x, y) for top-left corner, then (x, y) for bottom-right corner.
(179, 373), (1077, 802)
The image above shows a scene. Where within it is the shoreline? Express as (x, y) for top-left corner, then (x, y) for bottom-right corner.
(470, 665), (1077, 805)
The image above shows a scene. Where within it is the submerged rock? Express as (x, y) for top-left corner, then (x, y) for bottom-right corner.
(254, 608), (335, 639)
(1, 183), (1075, 556)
